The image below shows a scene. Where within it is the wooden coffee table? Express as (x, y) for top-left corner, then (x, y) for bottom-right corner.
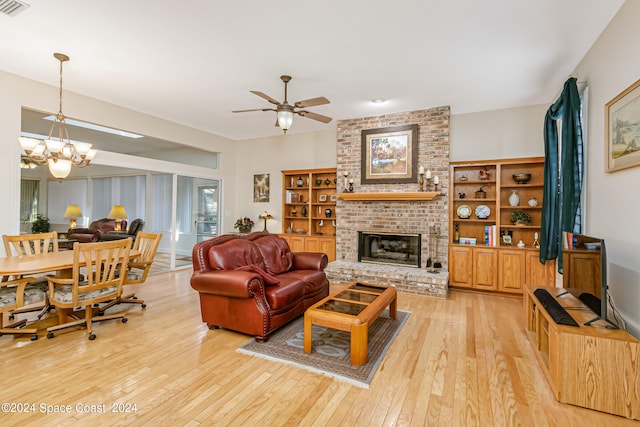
(304, 281), (397, 366)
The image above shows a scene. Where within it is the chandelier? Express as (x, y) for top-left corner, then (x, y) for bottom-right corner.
(19, 53), (97, 180)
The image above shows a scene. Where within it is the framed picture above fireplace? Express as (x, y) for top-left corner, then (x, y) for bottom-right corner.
(361, 124), (418, 184)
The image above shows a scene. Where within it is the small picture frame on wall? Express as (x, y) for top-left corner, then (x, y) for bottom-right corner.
(318, 195), (327, 202)
(253, 173), (270, 202)
(330, 194), (339, 202)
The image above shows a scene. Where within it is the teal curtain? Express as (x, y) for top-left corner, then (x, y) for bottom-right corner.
(540, 78), (583, 271)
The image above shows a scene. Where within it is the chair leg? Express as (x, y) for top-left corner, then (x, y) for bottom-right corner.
(97, 293), (146, 314)
(47, 305), (128, 340)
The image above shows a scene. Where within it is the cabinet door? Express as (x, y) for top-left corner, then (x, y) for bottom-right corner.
(499, 249), (526, 293)
(319, 237), (336, 262)
(526, 252), (556, 287)
(289, 235), (306, 252)
(449, 246), (473, 288)
(473, 248), (498, 290)
(563, 251), (600, 296)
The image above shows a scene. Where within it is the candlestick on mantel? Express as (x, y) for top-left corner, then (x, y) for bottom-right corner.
(419, 165), (424, 174)
(433, 175), (440, 185)
(426, 169), (432, 179)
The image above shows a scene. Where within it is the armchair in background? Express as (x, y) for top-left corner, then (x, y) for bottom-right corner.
(68, 218), (127, 243)
(99, 218), (145, 243)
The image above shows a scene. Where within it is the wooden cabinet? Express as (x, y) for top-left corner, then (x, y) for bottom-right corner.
(449, 243), (556, 293)
(523, 285), (640, 420)
(449, 157), (555, 294)
(498, 249), (525, 293)
(281, 168), (336, 262)
(449, 246), (473, 287)
(562, 249), (600, 297)
(473, 247), (498, 291)
(525, 251), (555, 287)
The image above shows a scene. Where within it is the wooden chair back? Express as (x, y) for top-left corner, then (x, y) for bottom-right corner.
(126, 232), (162, 284)
(3, 231), (59, 257)
(64, 239), (132, 306)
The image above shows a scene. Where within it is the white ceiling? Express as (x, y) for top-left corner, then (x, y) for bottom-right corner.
(0, 0), (625, 141)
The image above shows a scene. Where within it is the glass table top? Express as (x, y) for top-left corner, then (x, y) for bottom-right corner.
(315, 282), (389, 315)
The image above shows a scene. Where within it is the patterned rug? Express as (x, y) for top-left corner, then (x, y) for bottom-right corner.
(237, 310), (409, 388)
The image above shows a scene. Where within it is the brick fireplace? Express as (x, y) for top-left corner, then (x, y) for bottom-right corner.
(325, 106), (450, 298)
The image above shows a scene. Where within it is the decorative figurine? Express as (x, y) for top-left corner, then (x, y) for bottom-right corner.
(479, 167), (490, 180)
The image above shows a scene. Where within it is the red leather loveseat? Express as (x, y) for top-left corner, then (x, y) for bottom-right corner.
(190, 232), (329, 341)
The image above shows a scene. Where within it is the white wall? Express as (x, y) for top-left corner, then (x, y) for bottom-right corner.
(450, 104), (548, 161)
(234, 129), (337, 234)
(572, 0), (640, 337)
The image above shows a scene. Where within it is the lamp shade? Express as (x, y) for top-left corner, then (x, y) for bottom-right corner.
(108, 205), (127, 220)
(47, 158), (72, 180)
(277, 109), (294, 131)
(63, 205), (83, 218)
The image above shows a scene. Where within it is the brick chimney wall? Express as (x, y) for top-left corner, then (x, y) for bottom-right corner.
(335, 106), (450, 268)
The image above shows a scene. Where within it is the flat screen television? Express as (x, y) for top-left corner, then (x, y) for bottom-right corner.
(562, 232), (616, 328)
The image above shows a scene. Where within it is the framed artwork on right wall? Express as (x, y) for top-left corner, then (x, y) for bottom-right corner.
(605, 78), (640, 172)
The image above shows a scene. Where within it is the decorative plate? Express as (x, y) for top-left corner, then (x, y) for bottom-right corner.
(475, 204), (491, 219)
(457, 205), (472, 219)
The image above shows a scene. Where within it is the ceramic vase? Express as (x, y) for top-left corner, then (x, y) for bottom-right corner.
(508, 190), (520, 206)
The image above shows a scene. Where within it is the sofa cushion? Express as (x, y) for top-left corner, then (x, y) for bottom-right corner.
(253, 235), (293, 275)
(235, 264), (280, 285)
(278, 270), (327, 295)
(208, 239), (265, 271)
(264, 275), (305, 310)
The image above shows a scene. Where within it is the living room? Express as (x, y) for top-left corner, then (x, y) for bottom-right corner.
(1, 1), (640, 425)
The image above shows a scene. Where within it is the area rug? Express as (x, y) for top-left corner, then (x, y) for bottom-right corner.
(237, 309), (409, 388)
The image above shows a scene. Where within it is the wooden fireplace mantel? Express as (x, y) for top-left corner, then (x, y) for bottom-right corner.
(338, 192), (441, 201)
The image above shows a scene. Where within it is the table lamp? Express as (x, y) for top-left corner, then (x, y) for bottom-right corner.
(108, 205), (127, 231)
(63, 205), (83, 229)
(259, 211), (273, 232)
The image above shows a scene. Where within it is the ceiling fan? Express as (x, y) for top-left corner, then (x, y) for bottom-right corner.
(232, 75), (332, 134)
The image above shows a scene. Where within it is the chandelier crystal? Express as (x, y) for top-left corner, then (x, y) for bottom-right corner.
(19, 53), (97, 180)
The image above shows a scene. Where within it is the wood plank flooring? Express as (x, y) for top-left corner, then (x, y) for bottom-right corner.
(0, 270), (637, 426)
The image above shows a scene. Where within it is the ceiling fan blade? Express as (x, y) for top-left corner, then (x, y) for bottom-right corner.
(294, 96), (330, 108)
(232, 108), (275, 113)
(297, 110), (332, 123)
(250, 90), (281, 106)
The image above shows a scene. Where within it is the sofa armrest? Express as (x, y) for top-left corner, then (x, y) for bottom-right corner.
(292, 252), (328, 271)
(190, 270), (264, 298)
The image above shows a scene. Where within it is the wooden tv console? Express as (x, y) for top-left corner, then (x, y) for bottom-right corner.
(523, 284), (640, 420)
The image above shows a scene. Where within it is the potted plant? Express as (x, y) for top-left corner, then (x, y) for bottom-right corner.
(31, 214), (50, 233)
(511, 210), (532, 226)
(234, 217), (254, 233)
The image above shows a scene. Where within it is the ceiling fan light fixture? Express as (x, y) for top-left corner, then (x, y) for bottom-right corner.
(277, 108), (294, 133)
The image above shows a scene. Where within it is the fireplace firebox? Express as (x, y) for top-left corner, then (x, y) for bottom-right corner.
(358, 232), (421, 268)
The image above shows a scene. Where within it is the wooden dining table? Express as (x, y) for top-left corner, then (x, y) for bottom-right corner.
(0, 249), (141, 277)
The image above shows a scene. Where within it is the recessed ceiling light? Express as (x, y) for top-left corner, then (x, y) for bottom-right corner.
(371, 98), (386, 104)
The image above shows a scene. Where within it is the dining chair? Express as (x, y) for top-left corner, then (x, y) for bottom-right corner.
(98, 231), (161, 313)
(2, 231), (59, 320)
(0, 276), (43, 340)
(46, 238), (131, 340)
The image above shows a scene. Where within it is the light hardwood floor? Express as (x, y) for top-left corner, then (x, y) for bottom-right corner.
(1, 270), (637, 426)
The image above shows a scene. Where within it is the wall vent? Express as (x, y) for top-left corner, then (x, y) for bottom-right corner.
(0, 0), (29, 17)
